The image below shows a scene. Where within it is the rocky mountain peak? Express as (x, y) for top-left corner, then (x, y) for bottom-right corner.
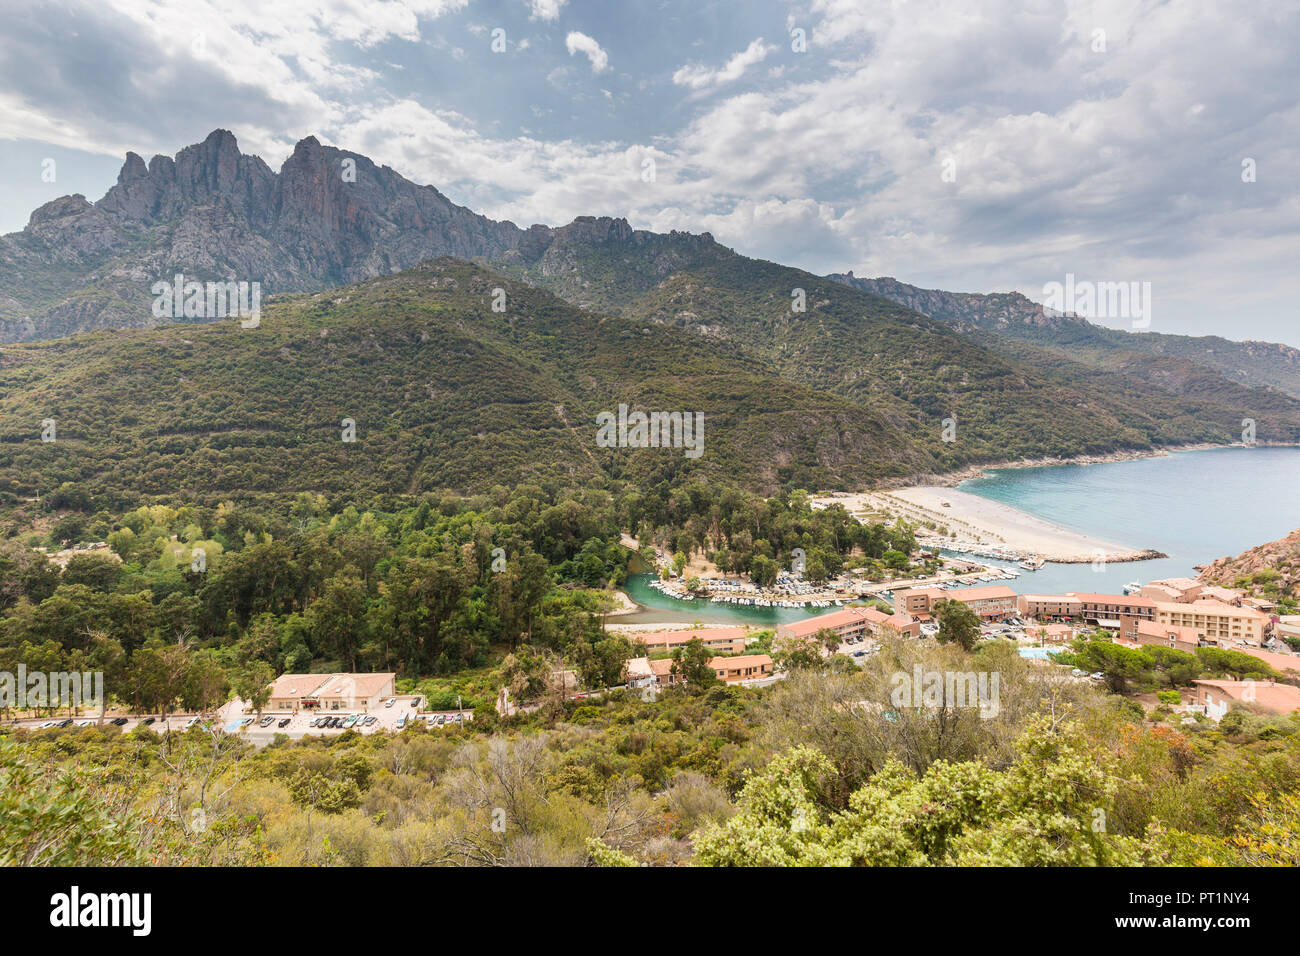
(27, 194), (94, 225)
(119, 152), (149, 182)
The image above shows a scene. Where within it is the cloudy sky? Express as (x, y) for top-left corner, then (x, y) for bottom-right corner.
(2, 0), (1298, 343)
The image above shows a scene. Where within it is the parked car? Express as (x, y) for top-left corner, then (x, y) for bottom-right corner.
(76, 719), (94, 727)
(278, 718), (291, 728)
(384, 697), (396, 708)
(365, 716), (377, 726)
(111, 717), (129, 726)
(259, 715), (275, 727)
(185, 716), (200, 728)
(410, 698), (420, 708)
(39, 720), (58, 729)
(343, 715), (358, 728)
(396, 714), (407, 729)
(140, 716), (156, 725)
(57, 719), (74, 728)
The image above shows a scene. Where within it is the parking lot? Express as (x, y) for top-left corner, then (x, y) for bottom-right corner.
(9, 693), (473, 745)
(836, 634), (881, 663)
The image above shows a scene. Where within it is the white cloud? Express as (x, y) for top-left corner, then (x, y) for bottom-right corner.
(565, 31), (609, 73)
(673, 38), (775, 90)
(3, 0), (1300, 341)
(527, 0), (566, 21)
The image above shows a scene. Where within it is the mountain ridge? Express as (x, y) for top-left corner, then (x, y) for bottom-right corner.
(4, 129), (1299, 494)
(828, 273), (1300, 400)
(0, 128), (726, 343)
(0, 257), (949, 505)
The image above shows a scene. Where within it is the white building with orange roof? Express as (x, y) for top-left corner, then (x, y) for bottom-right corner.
(1198, 585), (1246, 604)
(624, 657), (656, 688)
(708, 654), (774, 684)
(1191, 679), (1300, 720)
(1122, 618), (1202, 653)
(1147, 577), (1204, 601)
(776, 605), (920, 642)
(268, 672), (396, 713)
(1154, 599), (1268, 645)
(633, 626), (749, 655)
(1140, 583), (1184, 603)
(1018, 593), (1083, 620)
(895, 584), (1016, 621)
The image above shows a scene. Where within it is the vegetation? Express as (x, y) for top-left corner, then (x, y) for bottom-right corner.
(515, 250), (1300, 461)
(2, 256), (1298, 868)
(0, 479), (919, 703)
(5, 636), (1300, 866)
(1061, 637), (1294, 695)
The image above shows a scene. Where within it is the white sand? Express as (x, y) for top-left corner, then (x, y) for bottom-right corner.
(605, 590), (642, 616)
(820, 487), (1148, 563)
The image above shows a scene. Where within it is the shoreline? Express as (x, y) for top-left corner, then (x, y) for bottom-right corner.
(816, 442), (1295, 565)
(880, 441), (1241, 491)
(857, 485), (1157, 563)
(604, 589), (642, 616)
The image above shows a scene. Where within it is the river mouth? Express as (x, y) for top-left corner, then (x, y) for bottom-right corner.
(614, 447), (1300, 623)
(617, 574), (841, 627)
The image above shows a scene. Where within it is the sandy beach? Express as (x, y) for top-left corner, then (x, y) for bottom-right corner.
(605, 590), (642, 616)
(820, 487), (1161, 563)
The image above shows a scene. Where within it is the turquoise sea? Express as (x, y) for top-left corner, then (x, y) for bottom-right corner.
(617, 446), (1300, 625)
(959, 445), (1300, 596)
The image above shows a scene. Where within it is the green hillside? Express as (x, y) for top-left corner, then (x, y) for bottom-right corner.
(0, 258), (944, 510)
(504, 247), (1300, 465)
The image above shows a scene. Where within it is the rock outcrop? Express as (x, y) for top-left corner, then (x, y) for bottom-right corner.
(1199, 528), (1300, 600)
(0, 129), (720, 342)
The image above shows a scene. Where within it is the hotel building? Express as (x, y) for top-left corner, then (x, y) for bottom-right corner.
(777, 605), (921, 643)
(1017, 594), (1083, 620)
(634, 627), (749, 655)
(893, 584), (1017, 622)
(1153, 600), (1268, 646)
